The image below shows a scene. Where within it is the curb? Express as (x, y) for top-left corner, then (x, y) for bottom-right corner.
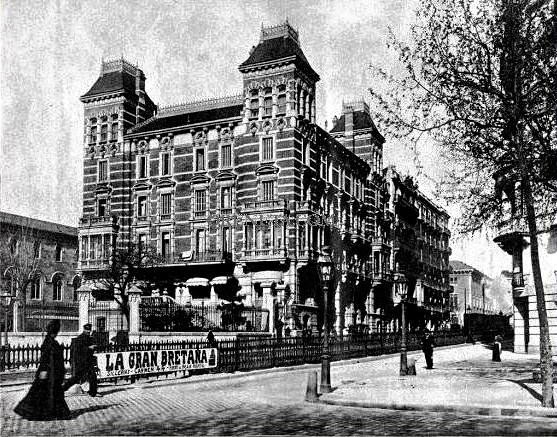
(318, 398), (557, 419)
(0, 342), (472, 390)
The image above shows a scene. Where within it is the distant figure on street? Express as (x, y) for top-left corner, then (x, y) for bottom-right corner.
(14, 319), (71, 420)
(492, 334), (502, 362)
(207, 330), (217, 348)
(421, 329), (436, 369)
(62, 323), (100, 397)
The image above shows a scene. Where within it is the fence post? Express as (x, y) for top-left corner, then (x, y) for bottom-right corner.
(127, 284), (142, 336)
(77, 283), (92, 329)
(234, 337), (240, 372)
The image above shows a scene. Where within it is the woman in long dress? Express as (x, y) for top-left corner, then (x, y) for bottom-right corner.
(14, 319), (71, 420)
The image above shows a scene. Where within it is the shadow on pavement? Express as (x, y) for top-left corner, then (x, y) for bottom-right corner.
(508, 378), (543, 403)
(70, 404), (115, 419)
(100, 387), (132, 396)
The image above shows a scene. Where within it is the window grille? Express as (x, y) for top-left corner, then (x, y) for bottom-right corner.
(221, 144), (232, 167)
(194, 190), (206, 216)
(98, 160), (108, 182)
(160, 193), (172, 216)
(261, 180), (274, 201)
(262, 137), (274, 161)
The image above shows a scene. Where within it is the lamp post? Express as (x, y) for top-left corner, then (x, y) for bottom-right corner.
(395, 273), (408, 376)
(318, 246), (333, 393)
(0, 293), (14, 347)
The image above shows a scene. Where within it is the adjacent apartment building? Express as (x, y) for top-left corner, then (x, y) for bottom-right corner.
(77, 22), (451, 335)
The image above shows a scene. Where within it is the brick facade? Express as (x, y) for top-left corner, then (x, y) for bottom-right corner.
(78, 22), (451, 335)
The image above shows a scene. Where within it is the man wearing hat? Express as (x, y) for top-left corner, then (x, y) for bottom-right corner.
(63, 323), (100, 397)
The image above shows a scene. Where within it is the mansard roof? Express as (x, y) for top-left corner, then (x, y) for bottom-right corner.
(330, 110), (384, 142)
(127, 95), (244, 136)
(81, 59), (145, 101)
(239, 23), (319, 82)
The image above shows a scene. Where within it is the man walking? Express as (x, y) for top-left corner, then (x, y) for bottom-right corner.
(63, 323), (101, 397)
(421, 329), (436, 369)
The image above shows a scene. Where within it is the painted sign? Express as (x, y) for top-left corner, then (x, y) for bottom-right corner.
(95, 348), (218, 378)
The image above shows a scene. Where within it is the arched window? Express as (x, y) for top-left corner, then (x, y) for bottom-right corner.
(72, 275), (82, 301)
(9, 236), (18, 255)
(55, 244), (62, 262)
(53, 275), (63, 301)
(30, 276), (41, 300)
(33, 240), (41, 259)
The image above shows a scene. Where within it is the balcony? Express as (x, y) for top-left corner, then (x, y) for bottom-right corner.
(493, 216), (529, 255)
(178, 250), (233, 264)
(241, 199), (288, 214)
(372, 271), (393, 284)
(242, 247), (288, 261)
(371, 236), (391, 248)
(79, 258), (110, 270)
(79, 215), (118, 228)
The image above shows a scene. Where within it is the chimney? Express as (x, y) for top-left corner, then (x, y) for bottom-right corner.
(343, 105), (354, 152)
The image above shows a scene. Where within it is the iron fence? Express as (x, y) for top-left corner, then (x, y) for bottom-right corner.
(88, 300), (127, 333)
(139, 301), (269, 332)
(0, 330), (510, 373)
(21, 302), (79, 332)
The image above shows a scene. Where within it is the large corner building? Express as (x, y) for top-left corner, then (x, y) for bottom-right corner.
(78, 22), (451, 335)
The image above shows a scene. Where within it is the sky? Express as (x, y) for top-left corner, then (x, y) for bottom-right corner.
(1, 0), (554, 282)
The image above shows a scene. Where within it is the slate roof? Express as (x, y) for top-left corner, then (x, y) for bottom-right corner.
(0, 211), (77, 237)
(239, 36), (319, 81)
(127, 104), (244, 136)
(330, 110), (384, 141)
(81, 71), (137, 99)
(449, 260), (479, 272)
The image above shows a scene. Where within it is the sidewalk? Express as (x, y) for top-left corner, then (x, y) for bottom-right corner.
(320, 343), (557, 418)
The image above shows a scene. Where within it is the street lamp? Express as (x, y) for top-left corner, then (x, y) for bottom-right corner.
(0, 293), (14, 347)
(394, 273), (408, 376)
(318, 246), (333, 393)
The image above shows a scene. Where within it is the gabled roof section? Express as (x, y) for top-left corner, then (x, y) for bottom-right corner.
(81, 59), (142, 101)
(330, 111), (385, 141)
(127, 95), (244, 136)
(239, 22), (319, 82)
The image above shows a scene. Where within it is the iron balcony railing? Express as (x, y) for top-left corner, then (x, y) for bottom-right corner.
(242, 247), (288, 260)
(241, 199), (288, 213)
(79, 215), (118, 227)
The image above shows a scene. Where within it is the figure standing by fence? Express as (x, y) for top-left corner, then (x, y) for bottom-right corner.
(421, 329), (436, 369)
(62, 323), (101, 397)
(14, 319), (71, 420)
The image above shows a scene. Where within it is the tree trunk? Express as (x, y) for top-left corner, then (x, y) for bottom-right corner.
(520, 170), (554, 408)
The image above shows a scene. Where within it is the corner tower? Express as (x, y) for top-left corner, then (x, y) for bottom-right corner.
(239, 21), (320, 128)
(78, 59), (156, 276)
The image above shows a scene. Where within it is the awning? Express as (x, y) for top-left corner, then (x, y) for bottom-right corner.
(210, 276), (232, 286)
(185, 277), (209, 287)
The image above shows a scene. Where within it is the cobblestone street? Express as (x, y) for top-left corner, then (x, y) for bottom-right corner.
(2, 362), (557, 436)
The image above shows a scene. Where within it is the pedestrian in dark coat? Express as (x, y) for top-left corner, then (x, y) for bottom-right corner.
(421, 329), (436, 369)
(14, 320), (71, 420)
(62, 323), (100, 397)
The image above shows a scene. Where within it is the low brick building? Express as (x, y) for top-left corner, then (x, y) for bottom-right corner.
(0, 212), (79, 334)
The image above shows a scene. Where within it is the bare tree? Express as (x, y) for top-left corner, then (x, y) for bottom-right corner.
(0, 223), (44, 330)
(85, 241), (161, 324)
(369, 0), (556, 406)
